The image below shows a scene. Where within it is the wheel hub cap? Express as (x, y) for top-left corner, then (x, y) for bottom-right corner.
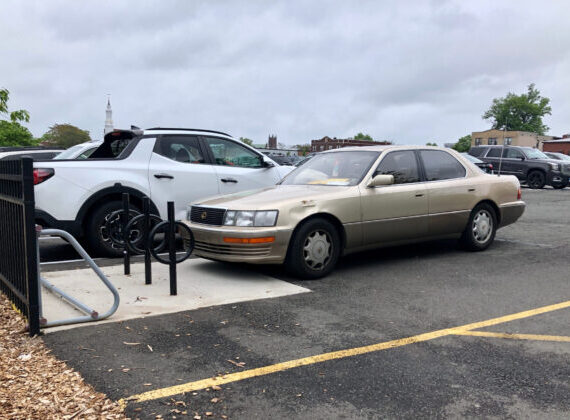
(472, 211), (492, 243)
(303, 231), (331, 269)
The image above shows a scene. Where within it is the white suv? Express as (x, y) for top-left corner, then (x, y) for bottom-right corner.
(34, 127), (293, 256)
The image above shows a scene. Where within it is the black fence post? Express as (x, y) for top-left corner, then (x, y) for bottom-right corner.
(167, 201), (177, 296)
(143, 197), (152, 285)
(122, 193), (130, 275)
(22, 159), (40, 336)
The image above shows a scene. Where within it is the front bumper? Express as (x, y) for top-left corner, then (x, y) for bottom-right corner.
(499, 201), (525, 228)
(183, 222), (293, 264)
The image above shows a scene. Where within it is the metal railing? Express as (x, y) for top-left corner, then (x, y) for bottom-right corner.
(0, 158), (40, 336)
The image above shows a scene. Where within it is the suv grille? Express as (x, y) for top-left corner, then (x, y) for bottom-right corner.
(190, 206), (226, 225)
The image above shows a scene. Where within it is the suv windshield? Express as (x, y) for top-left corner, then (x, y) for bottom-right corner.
(522, 148), (549, 160)
(280, 151), (379, 186)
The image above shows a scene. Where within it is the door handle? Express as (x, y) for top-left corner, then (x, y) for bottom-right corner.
(468, 188), (476, 192)
(221, 178), (238, 183)
(154, 173), (174, 179)
(415, 193), (424, 197)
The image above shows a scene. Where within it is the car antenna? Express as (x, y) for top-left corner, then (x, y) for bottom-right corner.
(497, 119), (507, 177)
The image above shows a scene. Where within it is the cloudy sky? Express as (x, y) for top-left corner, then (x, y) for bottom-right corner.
(2, 0), (570, 145)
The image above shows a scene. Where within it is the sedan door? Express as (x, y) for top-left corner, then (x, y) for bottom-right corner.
(418, 150), (476, 236)
(200, 136), (283, 194)
(148, 135), (219, 220)
(360, 150), (428, 245)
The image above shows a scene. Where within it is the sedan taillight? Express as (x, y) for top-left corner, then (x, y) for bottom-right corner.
(33, 168), (54, 185)
(517, 187), (522, 200)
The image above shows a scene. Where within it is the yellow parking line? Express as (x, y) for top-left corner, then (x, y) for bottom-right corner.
(454, 330), (570, 342)
(120, 299), (570, 405)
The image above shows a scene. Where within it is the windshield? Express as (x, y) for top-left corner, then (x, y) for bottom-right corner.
(552, 153), (570, 161)
(280, 151), (380, 186)
(522, 148), (549, 160)
(54, 144), (85, 160)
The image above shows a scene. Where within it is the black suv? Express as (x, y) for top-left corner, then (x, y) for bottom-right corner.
(469, 145), (569, 189)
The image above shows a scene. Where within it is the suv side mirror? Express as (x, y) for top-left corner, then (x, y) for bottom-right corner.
(262, 156), (275, 168)
(367, 174), (394, 187)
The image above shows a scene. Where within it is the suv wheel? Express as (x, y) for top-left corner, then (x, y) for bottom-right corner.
(526, 170), (546, 189)
(86, 201), (140, 257)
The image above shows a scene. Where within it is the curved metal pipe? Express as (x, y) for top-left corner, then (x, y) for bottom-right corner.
(38, 228), (120, 328)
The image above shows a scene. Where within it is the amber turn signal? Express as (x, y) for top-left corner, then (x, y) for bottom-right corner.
(223, 237), (275, 244)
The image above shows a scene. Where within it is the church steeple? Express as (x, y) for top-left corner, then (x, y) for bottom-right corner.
(104, 95), (114, 135)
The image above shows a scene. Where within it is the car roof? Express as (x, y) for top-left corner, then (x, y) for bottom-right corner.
(320, 145), (454, 153)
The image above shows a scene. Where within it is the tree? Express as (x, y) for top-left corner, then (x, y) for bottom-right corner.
(482, 83), (552, 135)
(0, 88), (37, 147)
(426, 142), (438, 146)
(353, 132), (374, 141)
(452, 135), (472, 152)
(40, 124), (91, 148)
(239, 136), (253, 146)
(295, 144), (311, 156)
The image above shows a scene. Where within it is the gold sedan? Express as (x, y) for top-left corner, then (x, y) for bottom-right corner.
(184, 146), (525, 279)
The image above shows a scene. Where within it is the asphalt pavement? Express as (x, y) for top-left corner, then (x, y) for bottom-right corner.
(42, 188), (570, 419)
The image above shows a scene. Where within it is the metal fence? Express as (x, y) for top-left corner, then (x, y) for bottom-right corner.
(0, 158), (40, 336)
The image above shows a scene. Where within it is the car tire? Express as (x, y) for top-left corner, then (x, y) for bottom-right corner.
(460, 203), (497, 251)
(526, 170), (546, 189)
(85, 201), (140, 257)
(285, 218), (341, 280)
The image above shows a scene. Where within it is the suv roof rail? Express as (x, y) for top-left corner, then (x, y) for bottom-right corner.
(0, 146), (64, 152)
(145, 127), (231, 137)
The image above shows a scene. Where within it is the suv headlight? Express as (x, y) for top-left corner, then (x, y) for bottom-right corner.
(549, 162), (560, 171)
(224, 210), (278, 227)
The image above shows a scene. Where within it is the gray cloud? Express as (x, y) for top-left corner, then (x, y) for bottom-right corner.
(2, 0), (570, 145)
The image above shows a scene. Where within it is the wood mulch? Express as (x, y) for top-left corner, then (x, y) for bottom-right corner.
(0, 293), (127, 419)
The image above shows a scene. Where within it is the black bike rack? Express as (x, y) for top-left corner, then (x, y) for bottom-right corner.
(105, 193), (195, 295)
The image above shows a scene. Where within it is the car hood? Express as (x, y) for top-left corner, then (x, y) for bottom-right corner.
(193, 184), (355, 210)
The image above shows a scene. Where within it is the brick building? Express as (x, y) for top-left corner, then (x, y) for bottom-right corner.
(542, 134), (570, 155)
(310, 136), (391, 152)
(471, 129), (556, 150)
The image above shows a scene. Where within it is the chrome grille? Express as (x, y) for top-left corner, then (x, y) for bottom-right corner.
(194, 241), (271, 256)
(190, 206), (226, 225)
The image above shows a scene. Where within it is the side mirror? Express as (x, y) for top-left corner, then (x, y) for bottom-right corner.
(262, 156), (275, 168)
(367, 174), (394, 187)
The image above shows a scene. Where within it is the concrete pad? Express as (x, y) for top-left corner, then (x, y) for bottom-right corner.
(40, 259), (310, 333)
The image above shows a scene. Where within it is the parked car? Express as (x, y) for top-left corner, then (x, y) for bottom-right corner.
(53, 141), (102, 160)
(267, 155), (299, 166)
(0, 146), (63, 161)
(461, 153), (494, 173)
(469, 145), (569, 189)
(184, 146), (525, 279)
(544, 152), (570, 162)
(295, 153), (317, 167)
(33, 127), (294, 256)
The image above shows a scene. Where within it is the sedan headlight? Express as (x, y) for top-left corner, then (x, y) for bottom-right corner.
(223, 210), (278, 227)
(549, 162), (560, 171)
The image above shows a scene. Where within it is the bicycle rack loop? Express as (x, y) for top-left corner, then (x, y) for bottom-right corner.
(104, 195), (195, 295)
